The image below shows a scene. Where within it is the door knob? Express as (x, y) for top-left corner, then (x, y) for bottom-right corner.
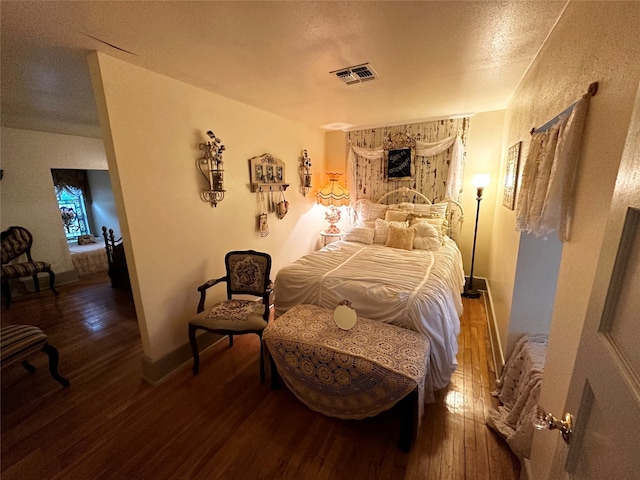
(534, 406), (573, 443)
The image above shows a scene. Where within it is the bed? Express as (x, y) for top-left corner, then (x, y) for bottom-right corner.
(69, 240), (109, 276)
(274, 188), (465, 398)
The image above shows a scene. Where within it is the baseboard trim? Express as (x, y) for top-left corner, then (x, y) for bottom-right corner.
(483, 280), (505, 377)
(140, 332), (224, 384)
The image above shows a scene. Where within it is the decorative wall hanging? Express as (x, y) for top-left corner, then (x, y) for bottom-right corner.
(383, 133), (416, 181)
(249, 153), (289, 193)
(299, 149), (312, 196)
(197, 131), (226, 207)
(503, 141), (521, 210)
(516, 82), (597, 241)
(346, 117), (469, 207)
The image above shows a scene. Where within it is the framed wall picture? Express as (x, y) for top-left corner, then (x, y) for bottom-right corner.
(383, 132), (416, 181)
(387, 148), (412, 179)
(503, 141), (521, 210)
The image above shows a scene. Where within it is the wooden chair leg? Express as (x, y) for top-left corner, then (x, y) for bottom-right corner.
(259, 334), (265, 383)
(32, 273), (41, 292)
(42, 343), (70, 388)
(228, 334), (234, 347)
(47, 269), (59, 296)
(269, 354), (280, 390)
(21, 360), (36, 374)
(1, 280), (11, 309)
(188, 323), (200, 375)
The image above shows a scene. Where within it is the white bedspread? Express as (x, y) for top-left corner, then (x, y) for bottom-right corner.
(274, 238), (465, 392)
(68, 242), (108, 276)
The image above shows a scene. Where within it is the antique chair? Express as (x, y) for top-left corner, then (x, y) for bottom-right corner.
(188, 250), (273, 381)
(1, 226), (59, 309)
(1, 324), (70, 388)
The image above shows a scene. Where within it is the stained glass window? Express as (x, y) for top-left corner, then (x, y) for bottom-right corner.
(57, 188), (90, 241)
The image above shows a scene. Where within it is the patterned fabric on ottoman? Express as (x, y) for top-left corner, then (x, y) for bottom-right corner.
(263, 304), (430, 423)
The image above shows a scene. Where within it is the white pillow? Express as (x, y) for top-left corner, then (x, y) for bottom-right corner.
(411, 222), (442, 250)
(430, 202), (449, 218)
(411, 203), (433, 216)
(356, 199), (388, 221)
(409, 216), (447, 244)
(343, 227), (375, 245)
(374, 218), (409, 244)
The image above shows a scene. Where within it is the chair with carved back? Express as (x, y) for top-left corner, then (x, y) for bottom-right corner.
(188, 250), (273, 382)
(1, 226), (59, 309)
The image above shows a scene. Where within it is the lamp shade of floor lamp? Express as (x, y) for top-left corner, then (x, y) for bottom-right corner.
(316, 172), (350, 234)
(463, 173), (490, 298)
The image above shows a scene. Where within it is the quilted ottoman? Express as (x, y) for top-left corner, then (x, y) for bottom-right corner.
(263, 303), (430, 451)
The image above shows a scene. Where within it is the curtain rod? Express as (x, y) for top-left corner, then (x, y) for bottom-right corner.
(530, 82), (598, 135)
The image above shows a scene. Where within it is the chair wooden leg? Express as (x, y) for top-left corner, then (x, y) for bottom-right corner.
(21, 360), (36, 374)
(228, 334), (234, 347)
(188, 323), (200, 375)
(32, 273), (41, 292)
(47, 269), (59, 296)
(259, 334), (265, 383)
(269, 355), (280, 390)
(42, 343), (70, 388)
(1, 280), (11, 309)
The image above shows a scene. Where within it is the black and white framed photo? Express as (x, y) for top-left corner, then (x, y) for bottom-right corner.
(503, 141), (521, 210)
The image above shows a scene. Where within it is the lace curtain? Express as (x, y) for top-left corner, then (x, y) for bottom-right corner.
(347, 135), (465, 203)
(516, 94), (591, 241)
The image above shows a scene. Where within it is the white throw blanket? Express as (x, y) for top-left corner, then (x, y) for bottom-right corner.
(274, 238), (465, 394)
(487, 333), (548, 459)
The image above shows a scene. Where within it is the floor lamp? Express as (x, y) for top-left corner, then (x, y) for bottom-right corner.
(463, 174), (490, 298)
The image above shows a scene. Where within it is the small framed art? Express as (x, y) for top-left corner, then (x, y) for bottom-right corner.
(503, 141), (521, 210)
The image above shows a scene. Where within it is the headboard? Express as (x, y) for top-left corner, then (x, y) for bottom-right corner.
(354, 187), (464, 240)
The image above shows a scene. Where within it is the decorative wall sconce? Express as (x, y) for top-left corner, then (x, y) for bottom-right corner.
(248, 153), (289, 192)
(299, 149), (312, 196)
(197, 130), (226, 207)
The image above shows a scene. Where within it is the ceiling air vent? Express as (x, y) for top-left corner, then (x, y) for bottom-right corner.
(331, 63), (378, 85)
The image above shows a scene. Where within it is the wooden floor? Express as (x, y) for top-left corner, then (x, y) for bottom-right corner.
(1, 274), (520, 480)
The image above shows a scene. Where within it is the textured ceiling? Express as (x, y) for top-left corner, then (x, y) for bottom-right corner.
(1, 1), (567, 138)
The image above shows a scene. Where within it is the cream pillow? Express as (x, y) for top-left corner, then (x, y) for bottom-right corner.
(409, 216), (447, 244)
(384, 208), (410, 222)
(385, 225), (415, 250)
(343, 227), (375, 245)
(374, 218), (408, 244)
(411, 222), (442, 250)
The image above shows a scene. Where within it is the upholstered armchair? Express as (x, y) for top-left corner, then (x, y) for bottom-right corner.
(1, 226), (59, 309)
(188, 250), (273, 382)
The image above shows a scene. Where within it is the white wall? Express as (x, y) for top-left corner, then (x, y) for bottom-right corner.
(88, 52), (326, 378)
(460, 110), (505, 278)
(492, 1), (640, 476)
(0, 128), (109, 282)
(87, 169), (120, 238)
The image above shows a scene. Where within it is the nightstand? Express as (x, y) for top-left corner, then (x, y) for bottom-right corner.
(320, 231), (342, 246)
